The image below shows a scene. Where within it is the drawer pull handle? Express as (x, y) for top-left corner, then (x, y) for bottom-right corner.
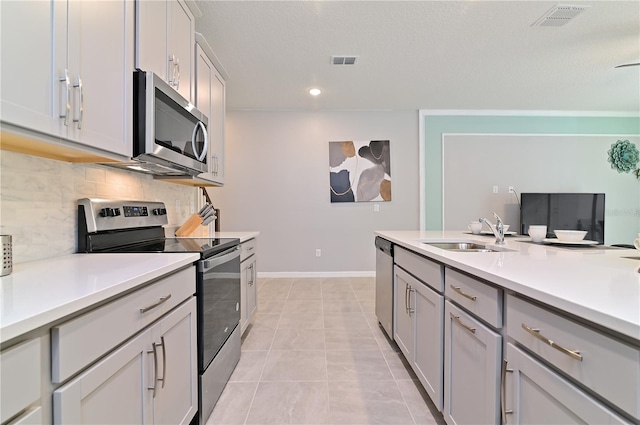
(450, 285), (477, 301)
(521, 323), (583, 361)
(450, 313), (476, 334)
(140, 294), (172, 314)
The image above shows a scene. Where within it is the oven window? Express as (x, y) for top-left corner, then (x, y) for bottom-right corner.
(198, 253), (241, 371)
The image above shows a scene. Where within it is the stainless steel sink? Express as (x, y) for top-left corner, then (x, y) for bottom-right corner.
(423, 242), (498, 252)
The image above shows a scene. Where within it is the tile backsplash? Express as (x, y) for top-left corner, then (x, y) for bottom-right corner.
(0, 150), (196, 264)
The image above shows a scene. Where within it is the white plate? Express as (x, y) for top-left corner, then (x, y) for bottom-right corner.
(543, 238), (599, 246)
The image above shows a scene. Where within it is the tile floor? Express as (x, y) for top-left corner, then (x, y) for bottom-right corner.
(206, 277), (446, 425)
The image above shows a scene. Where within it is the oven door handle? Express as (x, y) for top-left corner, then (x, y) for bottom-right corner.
(201, 245), (241, 271)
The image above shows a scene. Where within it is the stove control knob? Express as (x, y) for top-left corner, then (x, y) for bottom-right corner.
(100, 208), (119, 217)
(152, 208), (167, 216)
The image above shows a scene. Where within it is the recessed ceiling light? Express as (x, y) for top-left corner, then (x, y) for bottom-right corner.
(309, 88), (322, 96)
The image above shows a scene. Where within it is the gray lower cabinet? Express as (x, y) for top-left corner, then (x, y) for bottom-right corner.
(444, 301), (501, 425)
(389, 244), (639, 424)
(240, 238), (258, 334)
(9, 406), (43, 425)
(53, 298), (197, 424)
(394, 265), (444, 410)
(504, 343), (627, 424)
(54, 326), (149, 424)
(393, 266), (414, 359)
(0, 338), (43, 424)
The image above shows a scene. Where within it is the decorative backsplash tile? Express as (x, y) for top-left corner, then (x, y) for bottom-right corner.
(0, 151), (196, 264)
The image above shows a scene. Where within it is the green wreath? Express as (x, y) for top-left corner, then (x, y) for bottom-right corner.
(607, 139), (639, 178)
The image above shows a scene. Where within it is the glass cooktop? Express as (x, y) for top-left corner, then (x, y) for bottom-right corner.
(105, 237), (239, 258)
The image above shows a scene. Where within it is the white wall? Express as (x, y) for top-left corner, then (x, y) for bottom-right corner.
(0, 150), (197, 263)
(442, 134), (640, 245)
(207, 110), (420, 275)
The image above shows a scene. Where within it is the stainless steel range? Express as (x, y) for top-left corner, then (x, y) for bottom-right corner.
(77, 198), (240, 424)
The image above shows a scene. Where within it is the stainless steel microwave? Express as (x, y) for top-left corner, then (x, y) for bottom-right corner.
(132, 70), (208, 176)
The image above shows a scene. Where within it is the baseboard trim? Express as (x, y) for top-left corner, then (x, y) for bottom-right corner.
(257, 271), (375, 279)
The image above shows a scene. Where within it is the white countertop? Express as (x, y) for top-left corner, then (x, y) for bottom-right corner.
(376, 231), (640, 341)
(0, 253), (199, 345)
(166, 226), (259, 243)
(212, 231), (259, 243)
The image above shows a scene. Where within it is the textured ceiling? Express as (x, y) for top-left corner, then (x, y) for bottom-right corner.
(195, 1), (640, 112)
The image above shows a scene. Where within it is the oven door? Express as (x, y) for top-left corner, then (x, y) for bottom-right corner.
(197, 245), (241, 373)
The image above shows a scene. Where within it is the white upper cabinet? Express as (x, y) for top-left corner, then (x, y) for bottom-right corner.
(57, 0), (135, 157)
(195, 41), (226, 185)
(1, 1), (57, 136)
(137, 0), (195, 102)
(1, 0), (134, 159)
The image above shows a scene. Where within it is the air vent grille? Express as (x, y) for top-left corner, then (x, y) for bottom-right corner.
(532, 4), (589, 27)
(331, 56), (358, 65)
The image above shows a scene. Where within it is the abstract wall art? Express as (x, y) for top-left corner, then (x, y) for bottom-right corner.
(329, 140), (391, 203)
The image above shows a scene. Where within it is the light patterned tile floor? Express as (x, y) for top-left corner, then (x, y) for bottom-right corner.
(206, 277), (445, 425)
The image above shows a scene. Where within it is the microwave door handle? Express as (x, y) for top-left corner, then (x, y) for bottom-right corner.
(192, 121), (208, 162)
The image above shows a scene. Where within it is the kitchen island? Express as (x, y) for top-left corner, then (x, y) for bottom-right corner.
(376, 230), (639, 425)
(377, 230), (639, 340)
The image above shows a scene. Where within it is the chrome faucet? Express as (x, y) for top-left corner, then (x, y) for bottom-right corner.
(479, 213), (505, 245)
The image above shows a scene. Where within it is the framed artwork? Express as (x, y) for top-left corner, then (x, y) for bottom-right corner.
(329, 140), (391, 203)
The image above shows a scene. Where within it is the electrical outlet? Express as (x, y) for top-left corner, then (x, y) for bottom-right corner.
(493, 185), (499, 194)
(508, 186), (515, 194)
(315, 249), (321, 257)
(374, 204), (380, 212)
(189, 199), (195, 214)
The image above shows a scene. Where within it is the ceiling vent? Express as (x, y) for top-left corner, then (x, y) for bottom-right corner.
(531, 4), (589, 27)
(331, 56), (358, 65)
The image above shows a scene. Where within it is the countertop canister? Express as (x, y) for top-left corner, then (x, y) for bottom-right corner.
(1, 235), (12, 276)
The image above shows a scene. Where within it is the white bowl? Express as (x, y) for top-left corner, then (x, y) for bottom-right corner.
(502, 224), (510, 233)
(553, 230), (588, 242)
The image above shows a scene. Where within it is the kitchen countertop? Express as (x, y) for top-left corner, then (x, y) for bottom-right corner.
(166, 226), (259, 243)
(211, 231), (259, 243)
(0, 253), (199, 345)
(376, 230), (640, 342)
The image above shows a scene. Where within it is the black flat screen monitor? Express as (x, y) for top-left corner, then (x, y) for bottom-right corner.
(520, 193), (605, 244)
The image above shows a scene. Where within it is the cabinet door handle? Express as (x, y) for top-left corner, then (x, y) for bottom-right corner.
(167, 55), (175, 87)
(168, 55), (176, 86)
(59, 69), (71, 126)
(147, 344), (158, 398)
(140, 294), (172, 314)
(157, 336), (166, 389)
(248, 264), (254, 286)
(174, 58), (180, 90)
(73, 76), (84, 130)
(450, 313), (476, 334)
(501, 359), (513, 423)
(404, 283), (409, 314)
(408, 287), (415, 316)
(521, 323), (582, 361)
(450, 285), (477, 301)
